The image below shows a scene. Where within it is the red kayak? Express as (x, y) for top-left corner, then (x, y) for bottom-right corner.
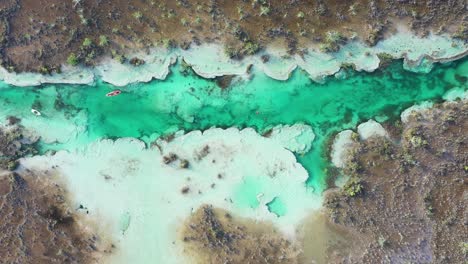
(106, 90), (122, 97)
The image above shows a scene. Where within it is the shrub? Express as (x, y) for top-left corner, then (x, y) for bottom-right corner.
(82, 37), (93, 47)
(260, 6), (270, 16)
(67, 53), (79, 66)
(343, 178), (363, 197)
(98, 35), (109, 47)
(133, 11), (143, 20)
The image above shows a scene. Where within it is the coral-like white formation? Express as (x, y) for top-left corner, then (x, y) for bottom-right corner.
(357, 119), (389, 140)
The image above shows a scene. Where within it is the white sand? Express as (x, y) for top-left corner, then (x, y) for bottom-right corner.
(400, 101), (435, 123)
(357, 119), (389, 140)
(330, 130), (355, 168)
(268, 123), (315, 154)
(1, 28), (466, 87)
(18, 126), (320, 264)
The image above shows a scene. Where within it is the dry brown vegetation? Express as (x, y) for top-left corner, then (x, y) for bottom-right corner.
(0, 170), (111, 264)
(0, 0), (465, 73)
(325, 100), (468, 263)
(180, 205), (301, 264)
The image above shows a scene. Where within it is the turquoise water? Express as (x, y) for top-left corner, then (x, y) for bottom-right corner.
(0, 59), (466, 192)
(267, 197), (287, 217)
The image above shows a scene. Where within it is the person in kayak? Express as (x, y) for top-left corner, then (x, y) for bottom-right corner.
(106, 90), (122, 97)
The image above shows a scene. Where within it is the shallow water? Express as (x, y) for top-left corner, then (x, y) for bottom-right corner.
(0, 58), (467, 264)
(1, 59), (466, 191)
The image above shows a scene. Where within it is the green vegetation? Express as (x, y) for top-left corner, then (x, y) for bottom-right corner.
(260, 6), (270, 16)
(424, 195), (434, 216)
(112, 49), (125, 63)
(0, 126), (37, 171)
(460, 242), (468, 254)
(162, 38), (175, 50)
(84, 50), (96, 65)
(326, 31), (345, 44)
(377, 53), (394, 64)
(351, 132), (360, 142)
(343, 177), (363, 197)
(453, 25), (467, 41)
(237, 6), (246, 20)
(82, 37), (93, 48)
(180, 60), (193, 76)
(320, 31), (346, 53)
(378, 236), (387, 248)
(133, 11), (143, 20)
(224, 46), (238, 59)
(348, 4), (358, 16)
(38, 66), (51, 75)
(241, 41), (260, 55)
(98, 35), (109, 47)
(67, 53), (79, 66)
(297, 11), (305, 18)
(409, 135), (428, 148)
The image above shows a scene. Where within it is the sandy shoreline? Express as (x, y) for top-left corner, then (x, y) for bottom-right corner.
(0, 30), (466, 87)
